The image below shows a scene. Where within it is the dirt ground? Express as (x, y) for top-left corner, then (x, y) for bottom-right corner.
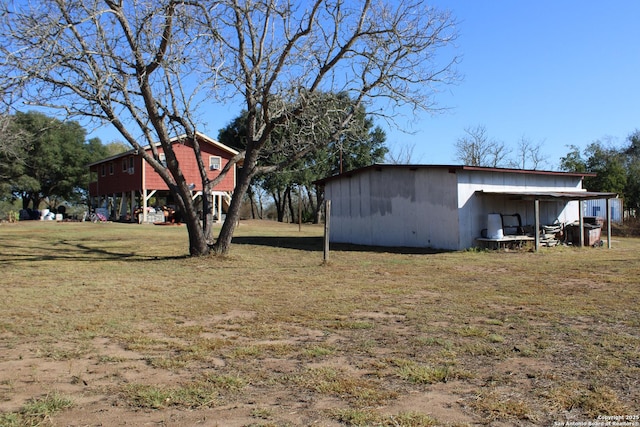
(1, 222), (638, 426)
(1, 310), (486, 426)
(3, 305), (634, 427)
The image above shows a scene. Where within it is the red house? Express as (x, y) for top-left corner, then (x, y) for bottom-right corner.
(87, 132), (240, 223)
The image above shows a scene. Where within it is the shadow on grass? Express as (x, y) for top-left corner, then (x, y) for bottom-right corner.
(0, 238), (189, 263)
(231, 235), (449, 254)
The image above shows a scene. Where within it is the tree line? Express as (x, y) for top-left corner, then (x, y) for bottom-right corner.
(559, 131), (640, 215)
(0, 111), (124, 218)
(453, 124), (640, 215)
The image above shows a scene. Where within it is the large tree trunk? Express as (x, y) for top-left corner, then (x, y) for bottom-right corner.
(184, 213), (209, 256)
(170, 182), (210, 257)
(202, 188), (214, 244)
(213, 150), (259, 255)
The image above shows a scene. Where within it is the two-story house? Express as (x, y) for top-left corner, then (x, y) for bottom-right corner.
(88, 132), (239, 223)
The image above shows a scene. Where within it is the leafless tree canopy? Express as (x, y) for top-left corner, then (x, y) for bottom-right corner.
(510, 136), (546, 170)
(385, 142), (421, 164)
(0, 0), (459, 255)
(454, 125), (510, 168)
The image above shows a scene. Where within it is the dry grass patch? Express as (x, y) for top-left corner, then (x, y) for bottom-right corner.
(292, 366), (396, 406)
(330, 408), (440, 427)
(0, 220), (639, 425)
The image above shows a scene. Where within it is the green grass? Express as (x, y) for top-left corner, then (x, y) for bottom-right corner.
(0, 392), (73, 426)
(0, 220), (639, 425)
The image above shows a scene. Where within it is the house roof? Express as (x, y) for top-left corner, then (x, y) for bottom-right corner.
(313, 163), (596, 186)
(87, 132), (239, 166)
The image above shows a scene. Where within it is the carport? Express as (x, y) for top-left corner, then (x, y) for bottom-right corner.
(478, 190), (619, 251)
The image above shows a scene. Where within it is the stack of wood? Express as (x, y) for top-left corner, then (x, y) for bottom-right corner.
(540, 224), (563, 247)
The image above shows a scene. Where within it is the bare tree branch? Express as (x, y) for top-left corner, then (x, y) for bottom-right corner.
(454, 125), (509, 168)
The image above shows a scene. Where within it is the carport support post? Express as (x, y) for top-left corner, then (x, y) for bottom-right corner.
(534, 199), (540, 252)
(142, 189), (148, 223)
(606, 198), (612, 249)
(323, 200), (331, 263)
(579, 201), (584, 247)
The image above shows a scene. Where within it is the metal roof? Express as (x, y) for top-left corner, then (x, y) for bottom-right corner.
(313, 164), (596, 185)
(478, 190), (618, 201)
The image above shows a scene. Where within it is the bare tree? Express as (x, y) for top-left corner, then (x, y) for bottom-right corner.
(1, 0), (459, 256)
(454, 125), (509, 167)
(385, 142), (422, 164)
(510, 136), (546, 170)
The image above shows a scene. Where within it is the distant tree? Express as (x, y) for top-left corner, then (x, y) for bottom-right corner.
(0, 114), (28, 173)
(219, 93), (388, 223)
(560, 134), (640, 215)
(102, 141), (130, 157)
(511, 136), (546, 170)
(559, 144), (587, 173)
(625, 158), (640, 214)
(560, 141), (626, 192)
(2, 111), (103, 210)
(623, 129), (640, 157)
(582, 142), (627, 194)
(0, 114), (29, 197)
(623, 130), (640, 213)
(454, 125), (509, 167)
(307, 114), (387, 222)
(385, 142), (421, 164)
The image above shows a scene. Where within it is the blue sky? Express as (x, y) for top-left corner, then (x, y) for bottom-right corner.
(384, 1), (640, 168)
(89, 1), (640, 170)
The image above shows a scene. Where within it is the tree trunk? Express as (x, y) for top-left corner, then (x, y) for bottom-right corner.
(201, 187), (214, 244)
(256, 189), (264, 219)
(21, 194), (30, 210)
(247, 185), (257, 219)
(312, 185), (324, 224)
(287, 185), (295, 223)
(213, 150), (259, 255)
(184, 213), (210, 256)
(273, 188), (286, 222)
(167, 178), (210, 257)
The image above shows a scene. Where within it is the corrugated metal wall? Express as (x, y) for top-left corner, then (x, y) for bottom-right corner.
(584, 199), (623, 223)
(325, 167), (460, 250)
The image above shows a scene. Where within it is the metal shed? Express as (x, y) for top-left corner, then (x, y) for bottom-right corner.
(316, 164), (618, 251)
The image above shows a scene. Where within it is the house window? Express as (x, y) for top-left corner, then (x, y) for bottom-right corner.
(128, 157), (135, 174)
(209, 156), (221, 171)
(101, 164), (106, 177)
(122, 159), (127, 172)
(109, 162), (114, 175)
(159, 153), (167, 167)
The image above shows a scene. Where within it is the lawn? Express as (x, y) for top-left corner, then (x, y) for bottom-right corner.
(0, 220), (638, 426)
